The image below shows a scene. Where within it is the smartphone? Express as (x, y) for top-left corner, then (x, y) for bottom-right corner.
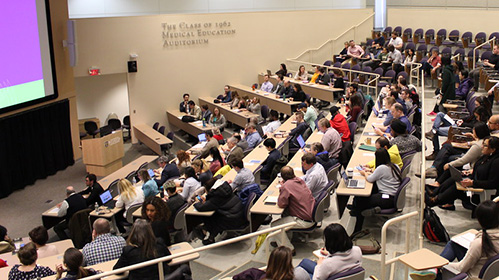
(196, 195), (202, 201)
(355, 165), (363, 171)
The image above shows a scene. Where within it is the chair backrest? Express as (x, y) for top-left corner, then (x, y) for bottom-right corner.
(287, 73), (293, 78)
(454, 48), (465, 58)
(327, 162), (342, 183)
(342, 63), (351, 69)
(158, 126), (166, 135)
(333, 62), (341, 68)
(305, 93), (311, 101)
(417, 44), (427, 52)
(244, 192), (257, 222)
(441, 47), (452, 54)
(125, 171), (136, 183)
(261, 105), (269, 120)
(465, 89), (475, 104)
(84, 121), (98, 133)
(108, 119), (121, 130)
(108, 179), (120, 197)
(401, 150), (417, 163)
(351, 64), (361, 71)
(348, 122), (357, 142)
(481, 51), (492, 61)
(167, 131), (174, 140)
(425, 29), (435, 38)
(303, 127), (313, 140)
(327, 267), (365, 280)
(400, 158), (413, 178)
(395, 177), (411, 210)
(324, 60), (333, 66)
(437, 28), (447, 39)
(414, 28), (424, 36)
(152, 122), (159, 131)
(476, 32), (487, 44)
(397, 71), (408, 81)
(393, 26), (402, 34)
(374, 67), (384, 76)
(490, 32), (499, 44)
(362, 66), (372, 73)
(449, 29), (460, 39)
(467, 95), (477, 113)
(462, 31), (473, 40)
(125, 203), (143, 224)
(173, 203), (189, 230)
(384, 70), (396, 79)
(312, 191), (328, 223)
(405, 42), (415, 51)
(137, 162), (148, 173)
(479, 253), (499, 280)
(123, 115), (130, 126)
(403, 28), (412, 36)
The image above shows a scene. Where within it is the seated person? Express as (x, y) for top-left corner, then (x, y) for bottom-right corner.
(275, 63), (288, 76)
(178, 167), (202, 201)
(352, 148), (402, 233)
(279, 80), (295, 98)
(389, 119), (422, 155)
(29, 226), (59, 258)
(438, 200), (499, 280)
(141, 197), (172, 246)
(375, 103), (411, 136)
(154, 155), (180, 187)
(272, 74), (284, 94)
(388, 31), (403, 50)
(199, 130), (219, 159)
(79, 173), (104, 207)
(0, 225), (14, 254)
(347, 94), (363, 124)
(294, 65), (308, 80)
(219, 85), (232, 103)
(193, 178), (246, 245)
(82, 219), (126, 266)
(329, 106), (351, 142)
(138, 169), (159, 198)
(164, 181), (185, 228)
(289, 111), (310, 149)
(200, 104), (211, 122)
(8, 242), (55, 280)
(56, 248), (98, 280)
(244, 123), (263, 149)
(115, 178), (145, 232)
(263, 246), (310, 280)
(263, 110), (281, 135)
(331, 69), (346, 99)
(363, 136), (403, 170)
(346, 83), (365, 108)
(191, 159), (213, 186)
(422, 49), (441, 77)
(290, 84), (307, 102)
(310, 65), (320, 83)
(224, 136), (244, 167)
(297, 223), (362, 279)
(176, 150), (191, 172)
(335, 42), (349, 63)
(309, 142), (337, 170)
(261, 74), (274, 92)
(55, 187), (88, 240)
(247, 97), (263, 122)
(299, 100), (318, 131)
(301, 153), (328, 200)
(228, 159), (255, 192)
(315, 67), (331, 85)
(179, 93), (190, 113)
(212, 127), (224, 143)
(455, 70), (473, 100)
(230, 91), (241, 109)
(369, 32), (385, 55)
(209, 107), (227, 130)
(208, 147), (225, 174)
(318, 118), (342, 160)
(346, 40), (365, 63)
(187, 100), (202, 120)
(382, 96), (396, 127)
(261, 138), (281, 180)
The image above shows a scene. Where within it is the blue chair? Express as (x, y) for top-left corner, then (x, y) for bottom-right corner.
(152, 122), (159, 131)
(375, 177), (411, 215)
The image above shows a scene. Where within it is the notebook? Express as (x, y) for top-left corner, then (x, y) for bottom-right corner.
(359, 144), (377, 152)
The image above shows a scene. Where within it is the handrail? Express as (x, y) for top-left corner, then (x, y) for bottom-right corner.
(289, 13), (374, 61)
(409, 62), (422, 87)
(473, 37), (496, 69)
(451, 53), (460, 61)
(380, 211), (419, 280)
(419, 73), (426, 250)
(80, 222), (297, 280)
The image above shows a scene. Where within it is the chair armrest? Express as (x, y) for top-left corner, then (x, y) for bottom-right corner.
(441, 264), (461, 280)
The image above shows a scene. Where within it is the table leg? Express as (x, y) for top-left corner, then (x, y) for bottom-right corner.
(336, 194), (350, 219)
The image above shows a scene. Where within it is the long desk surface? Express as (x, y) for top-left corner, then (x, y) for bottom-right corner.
(257, 73), (343, 103)
(133, 124), (172, 155)
(230, 84), (301, 116)
(0, 239), (74, 268)
(166, 109), (215, 138)
(198, 97), (258, 128)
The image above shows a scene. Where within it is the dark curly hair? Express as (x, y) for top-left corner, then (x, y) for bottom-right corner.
(141, 196), (171, 222)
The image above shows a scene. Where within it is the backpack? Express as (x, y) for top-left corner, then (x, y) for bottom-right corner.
(351, 229), (381, 254)
(182, 115), (196, 122)
(423, 206), (450, 243)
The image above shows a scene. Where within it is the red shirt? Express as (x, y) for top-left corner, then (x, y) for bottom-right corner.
(330, 114), (351, 142)
(213, 134), (224, 142)
(0, 258), (7, 268)
(278, 177), (314, 221)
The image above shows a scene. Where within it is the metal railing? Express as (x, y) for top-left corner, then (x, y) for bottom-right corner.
(409, 62), (422, 87)
(419, 73), (426, 250)
(80, 222), (297, 280)
(473, 37), (496, 69)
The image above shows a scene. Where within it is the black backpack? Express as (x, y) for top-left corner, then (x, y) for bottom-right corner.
(423, 206), (450, 243)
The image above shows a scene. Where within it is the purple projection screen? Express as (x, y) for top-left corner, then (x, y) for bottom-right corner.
(0, 0), (57, 114)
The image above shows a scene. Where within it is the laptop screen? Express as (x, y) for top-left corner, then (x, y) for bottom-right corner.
(297, 135), (306, 148)
(198, 133), (206, 142)
(99, 190), (113, 204)
(341, 171), (349, 184)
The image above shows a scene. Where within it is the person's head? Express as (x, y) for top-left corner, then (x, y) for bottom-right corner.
(127, 219), (158, 259)
(250, 116), (259, 125)
(213, 107), (221, 117)
(297, 102), (307, 112)
(232, 159), (244, 170)
(209, 147), (223, 165)
(473, 122), (490, 140)
(280, 166), (295, 181)
(18, 242), (37, 266)
(476, 95), (492, 114)
(489, 115), (499, 131)
(314, 65), (321, 73)
(164, 181), (176, 196)
(157, 155), (168, 168)
(301, 153), (317, 171)
(459, 69), (469, 81)
(263, 74), (269, 82)
(344, 41), (349, 48)
(431, 49), (439, 56)
(381, 47), (388, 54)
(266, 246), (294, 280)
(310, 142), (325, 156)
(66, 186), (76, 198)
(205, 130), (213, 140)
(201, 104), (208, 112)
(92, 218), (111, 238)
(176, 150), (190, 164)
(263, 138), (276, 151)
(232, 90), (239, 99)
(350, 94), (362, 108)
(142, 197), (170, 222)
(62, 248), (90, 278)
(475, 200), (499, 257)
(183, 166), (197, 179)
(349, 83), (358, 93)
(295, 111), (304, 122)
(349, 40), (356, 47)
(269, 110), (279, 121)
(29, 226), (49, 247)
(253, 97), (260, 104)
(298, 65), (305, 75)
(474, 106), (490, 123)
(391, 31), (398, 38)
(224, 85), (230, 93)
(284, 80), (291, 87)
(390, 119), (407, 137)
(400, 88), (411, 101)
(405, 48), (414, 56)
(323, 223), (353, 254)
(280, 63), (287, 71)
(387, 44), (395, 53)
(441, 53), (452, 66)
(398, 77), (407, 87)
(329, 106), (340, 118)
(293, 83), (302, 93)
(183, 93), (189, 101)
(318, 118), (331, 133)
(191, 159), (206, 173)
(138, 168), (151, 182)
(391, 103), (405, 118)
(319, 67), (326, 74)
(375, 148), (391, 167)
(375, 136), (391, 149)
(85, 174), (97, 187)
(117, 178), (136, 201)
(188, 100), (195, 108)
(245, 123), (257, 134)
(227, 137), (238, 149)
(0, 225), (7, 241)
(482, 136), (499, 156)
(276, 74), (283, 83)
(333, 69), (344, 78)
(385, 96), (396, 108)
(493, 44), (499, 55)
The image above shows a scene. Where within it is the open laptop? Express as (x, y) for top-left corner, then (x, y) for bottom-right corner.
(373, 106), (379, 117)
(297, 134), (306, 149)
(449, 165), (463, 182)
(99, 190), (117, 209)
(197, 133), (207, 142)
(341, 171), (365, 189)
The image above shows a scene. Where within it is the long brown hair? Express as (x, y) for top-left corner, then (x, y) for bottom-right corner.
(63, 248), (93, 278)
(127, 219), (158, 259)
(265, 246), (294, 280)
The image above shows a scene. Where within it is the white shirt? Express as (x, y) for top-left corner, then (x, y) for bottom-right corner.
(301, 163), (328, 200)
(115, 186), (145, 217)
(263, 120), (281, 134)
(389, 37), (403, 48)
(261, 81), (273, 92)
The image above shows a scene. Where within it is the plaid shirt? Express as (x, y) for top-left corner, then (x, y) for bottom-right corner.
(82, 233), (126, 266)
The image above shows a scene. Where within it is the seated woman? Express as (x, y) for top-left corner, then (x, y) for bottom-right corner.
(403, 48), (416, 69)
(230, 91), (241, 109)
(329, 106), (350, 142)
(176, 150), (191, 172)
(352, 148), (402, 233)
(289, 111), (309, 149)
(247, 97), (263, 122)
(265, 246), (310, 280)
(138, 169), (159, 198)
(275, 63), (288, 76)
(115, 178), (145, 232)
(294, 65), (308, 81)
(55, 248), (98, 280)
(363, 136), (403, 171)
(178, 167), (202, 202)
(191, 159), (213, 186)
(347, 94), (363, 124)
(238, 98), (247, 109)
(208, 147), (225, 174)
(29, 226), (58, 258)
(290, 84), (307, 102)
(309, 142), (337, 170)
(209, 107), (227, 130)
(297, 223), (363, 279)
(193, 178), (245, 245)
(426, 136), (499, 209)
(331, 69), (345, 99)
(438, 200), (499, 279)
(141, 197), (172, 246)
(8, 242), (55, 280)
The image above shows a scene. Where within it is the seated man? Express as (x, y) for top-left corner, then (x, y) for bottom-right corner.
(382, 96), (397, 126)
(200, 104), (211, 122)
(315, 67), (331, 86)
(55, 186), (88, 240)
(220, 85), (232, 103)
(346, 40), (365, 64)
(79, 174), (104, 207)
(154, 155), (180, 187)
(375, 103), (411, 136)
(224, 136), (244, 167)
(301, 153), (328, 200)
(188, 100), (202, 120)
(261, 138), (281, 180)
(422, 49), (441, 77)
(289, 111), (309, 149)
(199, 130), (219, 159)
(471, 45), (499, 91)
(164, 181), (185, 228)
(389, 119), (422, 155)
(272, 74), (284, 94)
(270, 166), (315, 251)
(346, 83), (365, 107)
(82, 218), (126, 266)
(245, 123), (263, 149)
(228, 159), (255, 192)
(250, 116), (264, 137)
(387, 31), (403, 50)
(318, 118), (342, 161)
(261, 74), (274, 92)
(263, 110), (281, 135)
(233, 133), (249, 150)
(278, 79), (294, 97)
(329, 106), (351, 142)
(298, 102), (317, 131)
(179, 93), (190, 113)
(309, 142), (337, 170)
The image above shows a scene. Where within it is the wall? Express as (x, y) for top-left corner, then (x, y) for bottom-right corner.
(0, 0), (80, 159)
(73, 9), (373, 142)
(68, 0), (366, 18)
(75, 74), (129, 125)
(367, 0), (499, 9)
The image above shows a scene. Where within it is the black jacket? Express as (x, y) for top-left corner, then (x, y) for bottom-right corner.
(289, 122), (309, 148)
(292, 90), (307, 102)
(79, 183), (104, 206)
(114, 240), (171, 280)
(441, 65), (456, 103)
(261, 149), (281, 178)
(315, 151), (335, 171)
(155, 164), (180, 187)
(472, 153), (499, 190)
(316, 73), (331, 85)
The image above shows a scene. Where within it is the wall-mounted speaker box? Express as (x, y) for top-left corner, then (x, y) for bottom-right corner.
(128, 61), (137, 73)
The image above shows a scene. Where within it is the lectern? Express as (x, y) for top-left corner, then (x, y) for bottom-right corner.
(82, 130), (124, 176)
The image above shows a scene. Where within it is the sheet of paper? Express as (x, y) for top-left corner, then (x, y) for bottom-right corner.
(264, 196), (278, 203)
(451, 232), (475, 249)
(363, 153), (375, 157)
(49, 207), (60, 214)
(249, 160), (261, 164)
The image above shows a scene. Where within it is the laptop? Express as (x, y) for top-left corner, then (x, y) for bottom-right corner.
(99, 190), (117, 209)
(197, 133), (207, 142)
(373, 106), (379, 117)
(449, 165), (463, 182)
(297, 134), (306, 149)
(341, 171), (365, 189)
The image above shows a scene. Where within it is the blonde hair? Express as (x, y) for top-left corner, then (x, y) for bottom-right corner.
(192, 159), (209, 173)
(118, 178), (136, 201)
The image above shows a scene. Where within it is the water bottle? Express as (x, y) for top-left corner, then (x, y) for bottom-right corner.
(94, 202), (100, 214)
(202, 118), (206, 127)
(282, 93), (286, 101)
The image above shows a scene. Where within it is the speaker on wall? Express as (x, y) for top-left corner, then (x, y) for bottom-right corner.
(128, 61), (137, 73)
(67, 20), (77, 67)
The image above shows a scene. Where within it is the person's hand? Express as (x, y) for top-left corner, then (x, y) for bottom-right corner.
(443, 164), (450, 171)
(463, 132), (473, 138)
(289, 97), (294, 101)
(462, 169), (472, 176)
(461, 178), (473, 188)
(201, 194), (207, 202)
(456, 120), (463, 126)
(488, 89), (494, 95)
(56, 203), (62, 208)
(320, 247), (329, 256)
(359, 169), (366, 176)
(176, 188), (183, 194)
(227, 180), (233, 184)
(56, 264), (64, 277)
(374, 128), (383, 136)
(431, 68), (436, 74)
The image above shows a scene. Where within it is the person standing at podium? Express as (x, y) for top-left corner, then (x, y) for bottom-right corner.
(79, 174), (104, 207)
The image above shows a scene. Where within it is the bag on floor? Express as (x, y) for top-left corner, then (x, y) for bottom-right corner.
(351, 229), (381, 254)
(423, 206), (450, 243)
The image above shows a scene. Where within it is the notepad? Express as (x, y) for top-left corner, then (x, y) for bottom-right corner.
(451, 232), (475, 249)
(264, 196), (278, 204)
(313, 249), (328, 259)
(249, 160), (262, 164)
(359, 144), (376, 152)
(49, 207), (60, 214)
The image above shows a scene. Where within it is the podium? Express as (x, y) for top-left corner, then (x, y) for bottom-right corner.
(82, 130), (124, 176)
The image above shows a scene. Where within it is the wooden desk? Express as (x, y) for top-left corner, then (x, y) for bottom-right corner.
(166, 109), (215, 138)
(133, 124), (172, 155)
(257, 73), (343, 103)
(198, 97), (257, 128)
(184, 204), (215, 233)
(398, 248), (449, 270)
(42, 155), (158, 229)
(230, 84), (301, 115)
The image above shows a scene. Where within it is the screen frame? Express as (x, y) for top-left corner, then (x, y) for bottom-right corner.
(0, 0), (59, 115)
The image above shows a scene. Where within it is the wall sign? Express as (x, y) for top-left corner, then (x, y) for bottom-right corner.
(161, 21), (235, 47)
